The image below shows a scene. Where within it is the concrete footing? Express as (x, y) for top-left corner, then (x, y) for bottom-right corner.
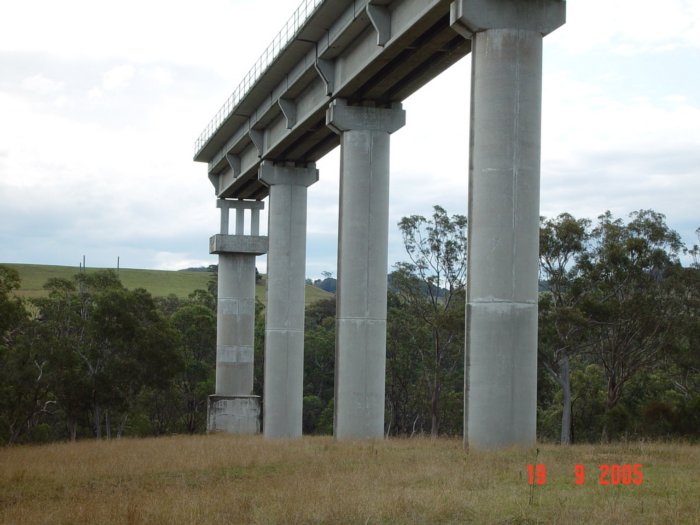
(207, 395), (261, 434)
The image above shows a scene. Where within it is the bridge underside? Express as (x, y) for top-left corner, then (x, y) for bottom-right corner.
(195, 0), (470, 200)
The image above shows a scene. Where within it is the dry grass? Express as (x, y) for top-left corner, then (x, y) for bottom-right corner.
(1, 435), (698, 524)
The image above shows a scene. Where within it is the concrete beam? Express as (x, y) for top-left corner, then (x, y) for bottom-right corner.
(326, 99), (405, 134)
(209, 234), (268, 255)
(326, 99), (405, 440)
(248, 128), (264, 157)
(458, 1), (565, 449)
(200, 0), (470, 198)
(216, 199), (265, 211)
(315, 58), (335, 96)
(278, 98), (297, 129)
(450, 0), (565, 37)
(226, 153), (241, 176)
(366, 3), (391, 47)
(258, 160), (318, 439)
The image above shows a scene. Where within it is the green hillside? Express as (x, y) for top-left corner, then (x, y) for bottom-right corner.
(4, 263), (333, 305)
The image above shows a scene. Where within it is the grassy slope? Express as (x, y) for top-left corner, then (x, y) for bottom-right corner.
(4, 263), (332, 305)
(0, 436), (698, 524)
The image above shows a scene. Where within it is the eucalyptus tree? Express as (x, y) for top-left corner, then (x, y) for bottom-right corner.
(0, 265), (52, 445)
(538, 213), (591, 444)
(578, 210), (684, 440)
(34, 270), (181, 439)
(170, 303), (216, 433)
(391, 205), (467, 437)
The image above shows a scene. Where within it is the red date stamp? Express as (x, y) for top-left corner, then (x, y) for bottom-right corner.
(527, 463), (643, 486)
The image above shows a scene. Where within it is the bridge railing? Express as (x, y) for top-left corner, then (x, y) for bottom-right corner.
(194, 0), (325, 157)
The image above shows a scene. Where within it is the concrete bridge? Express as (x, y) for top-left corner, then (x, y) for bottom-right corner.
(196, 0), (566, 448)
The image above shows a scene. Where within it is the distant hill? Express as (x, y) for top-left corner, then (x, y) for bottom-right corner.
(3, 263), (333, 306)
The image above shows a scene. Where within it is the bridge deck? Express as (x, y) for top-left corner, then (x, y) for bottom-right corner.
(194, 0), (470, 200)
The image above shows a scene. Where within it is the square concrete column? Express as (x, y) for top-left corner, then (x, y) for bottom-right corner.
(258, 161), (318, 438)
(208, 199), (267, 434)
(451, 0), (565, 448)
(326, 99), (405, 440)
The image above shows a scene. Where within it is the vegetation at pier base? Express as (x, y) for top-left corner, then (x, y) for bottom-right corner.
(1, 208), (699, 445)
(1, 435), (699, 524)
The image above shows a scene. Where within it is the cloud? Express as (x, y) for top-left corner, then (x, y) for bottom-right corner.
(21, 73), (64, 95)
(143, 66), (174, 87)
(101, 64), (135, 92)
(0, 0), (301, 86)
(87, 64), (136, 102)
(551, 0), (700, 55)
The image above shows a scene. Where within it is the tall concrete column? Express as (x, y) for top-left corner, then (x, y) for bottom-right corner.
(208, 199), (268, 434)
(258, 160), (318, 438)
(451, 0), (565, 448)
(326, 99), (405, 440)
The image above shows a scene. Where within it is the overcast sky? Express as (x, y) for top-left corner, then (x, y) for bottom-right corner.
(1, 0), (698, 278)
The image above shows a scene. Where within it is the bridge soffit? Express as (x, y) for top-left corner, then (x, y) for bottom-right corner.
(210, 0), (384, 183)
(207, 0), (466, 198)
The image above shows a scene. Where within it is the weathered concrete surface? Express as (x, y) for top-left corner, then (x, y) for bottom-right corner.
(259, 161), (318, 439)
(207, 395), (261, 434)
(208, 200), (266, 435)
(209, 234), (268, 255)
(326, 100), (405, 440)
(452, 1), (565, 448)
(214, 253), (257, 397)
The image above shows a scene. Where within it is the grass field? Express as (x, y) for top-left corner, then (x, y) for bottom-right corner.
(1, 435), (698, 524)
(3, 263), (333, 305)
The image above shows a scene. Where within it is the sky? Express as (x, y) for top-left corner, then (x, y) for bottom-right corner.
(1, 0), (698, 279)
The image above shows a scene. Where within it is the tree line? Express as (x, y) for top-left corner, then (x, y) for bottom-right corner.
(1, 207), (698, 445)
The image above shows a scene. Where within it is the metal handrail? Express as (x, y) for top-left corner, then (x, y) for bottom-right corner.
(194, 0), (324, 157)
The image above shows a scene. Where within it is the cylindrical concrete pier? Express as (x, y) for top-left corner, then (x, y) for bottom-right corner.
(465, 28), (543, 448)
(259, 161), (318, 439)
(215, 253), (256, 396)
(450, 0), (565, 449)
(326, 100), (405, 440)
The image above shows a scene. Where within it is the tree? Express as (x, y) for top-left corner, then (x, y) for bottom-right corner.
(0, 266), (26, 337)
(538, 213), (591, 444)
(170, 304), (216, 432)
(686, 227), (700, 268)
(0, 266), (54, 445)
(391, 205), (467, 437)
(303, 298), (336, 433)
(578, 210), (684, 440)
(33, 271), (181, 439)
(385, 292), (431, 436)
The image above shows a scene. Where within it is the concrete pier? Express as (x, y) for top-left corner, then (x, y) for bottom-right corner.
(258, 161), (318, 438)
(326, 99), (405, 440)
(451, 0), (565, 448)
(207, 199), (267, 434)
(196, 0), (566, 449)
